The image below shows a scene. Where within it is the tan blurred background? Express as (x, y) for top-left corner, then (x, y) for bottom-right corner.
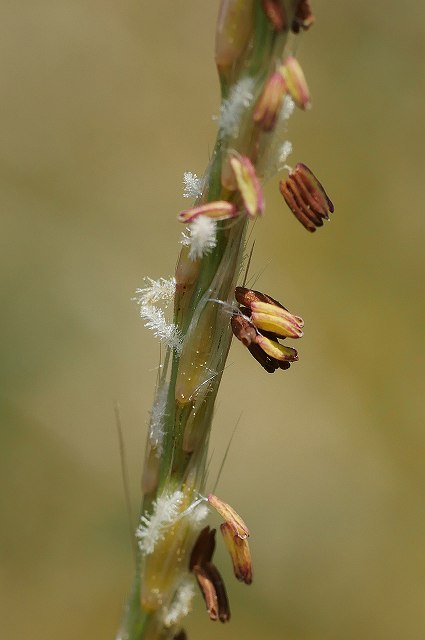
(1, 1), (424, 639)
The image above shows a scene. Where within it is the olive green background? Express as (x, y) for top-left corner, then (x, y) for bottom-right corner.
(1, 2), (424, 639)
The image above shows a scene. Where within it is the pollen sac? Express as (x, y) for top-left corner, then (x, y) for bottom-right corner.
(220, 522), (253, 585)
(292, 0), (315, 33)
(280, 56), (311, 110)
(178, 201), (238, 223)
(189, 526), (216, 570)
(230, 313), (257, 347)
(235, 286), (287, 310)
(279, 162), (334, 232)
(248, 342), (286, 373)
(192, 563), (230, 623)
(253, 71), (287, 132)
(255, 334), (298, 361)
(229, 153), (264, 218)
(250, 300), (304, 339)
(207, 494), (250, 539)
(261, 0), (287, 31)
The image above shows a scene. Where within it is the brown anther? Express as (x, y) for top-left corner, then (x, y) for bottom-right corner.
(190, 527), (231, 623)
(261, 0), (287, 31)
(220, 522), (253, 585)
(192, 564), (219, 621)
(279, 163), (334, 232)
(296, 162), (334, 214)
(172, 631), (187, 640)
(248, 342), (280, 373)
(191, 562), (231, 622)
(291, 170), (329, 220)
(207, 494), (250, 539)
(189, 526), (215, 571)
(287, 177), (325, 226)
(278, 360), (291, 370)
(279, 181), (317, 231)
(205, 562), (231, 623)
(292, 0), (315, 33)
(231, 314), (257, 347)
(235, 286), (287, 311)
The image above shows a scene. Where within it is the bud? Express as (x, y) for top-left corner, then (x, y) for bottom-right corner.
(178, 201), (238, 223)
(280, 56), (311, 110)
(279, 162), (334, 232)
(251, 300), (304, 339)
(207, 494), (250, 539)
(261, 0), (287, 31)
(255, 334), (298, 361)
(220, 522), (253, 585)
(292, 0), (315, 33)
(253, 71), (287, 132)
(215, 0), (254, 83)
(229, 153), (264, 218)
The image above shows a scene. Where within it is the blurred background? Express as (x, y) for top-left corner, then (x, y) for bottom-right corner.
(1, 1), (424, 639)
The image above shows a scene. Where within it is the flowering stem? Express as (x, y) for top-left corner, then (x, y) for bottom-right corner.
(117, 3), (301, 639)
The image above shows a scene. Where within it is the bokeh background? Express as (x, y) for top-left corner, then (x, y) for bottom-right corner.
(1, 2), (424, 639)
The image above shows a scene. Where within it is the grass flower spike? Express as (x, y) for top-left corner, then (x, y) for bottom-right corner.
(117, 3), (335, 639)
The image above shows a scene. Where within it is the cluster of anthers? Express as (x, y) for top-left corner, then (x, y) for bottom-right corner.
(190, 494), (252, 623)
(231, 286), (303, 373)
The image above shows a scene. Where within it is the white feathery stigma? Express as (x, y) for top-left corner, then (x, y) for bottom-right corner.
(138, 304), (183, 353)
(162, 579), (195, 628)
(182, 171), (203, 199)
(133, 276), (182, 351)
(181, 215), (217, 261)
(136, 490), (184, 555)
(218, 77), (255, 138)
(132, 277), (176, 307)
